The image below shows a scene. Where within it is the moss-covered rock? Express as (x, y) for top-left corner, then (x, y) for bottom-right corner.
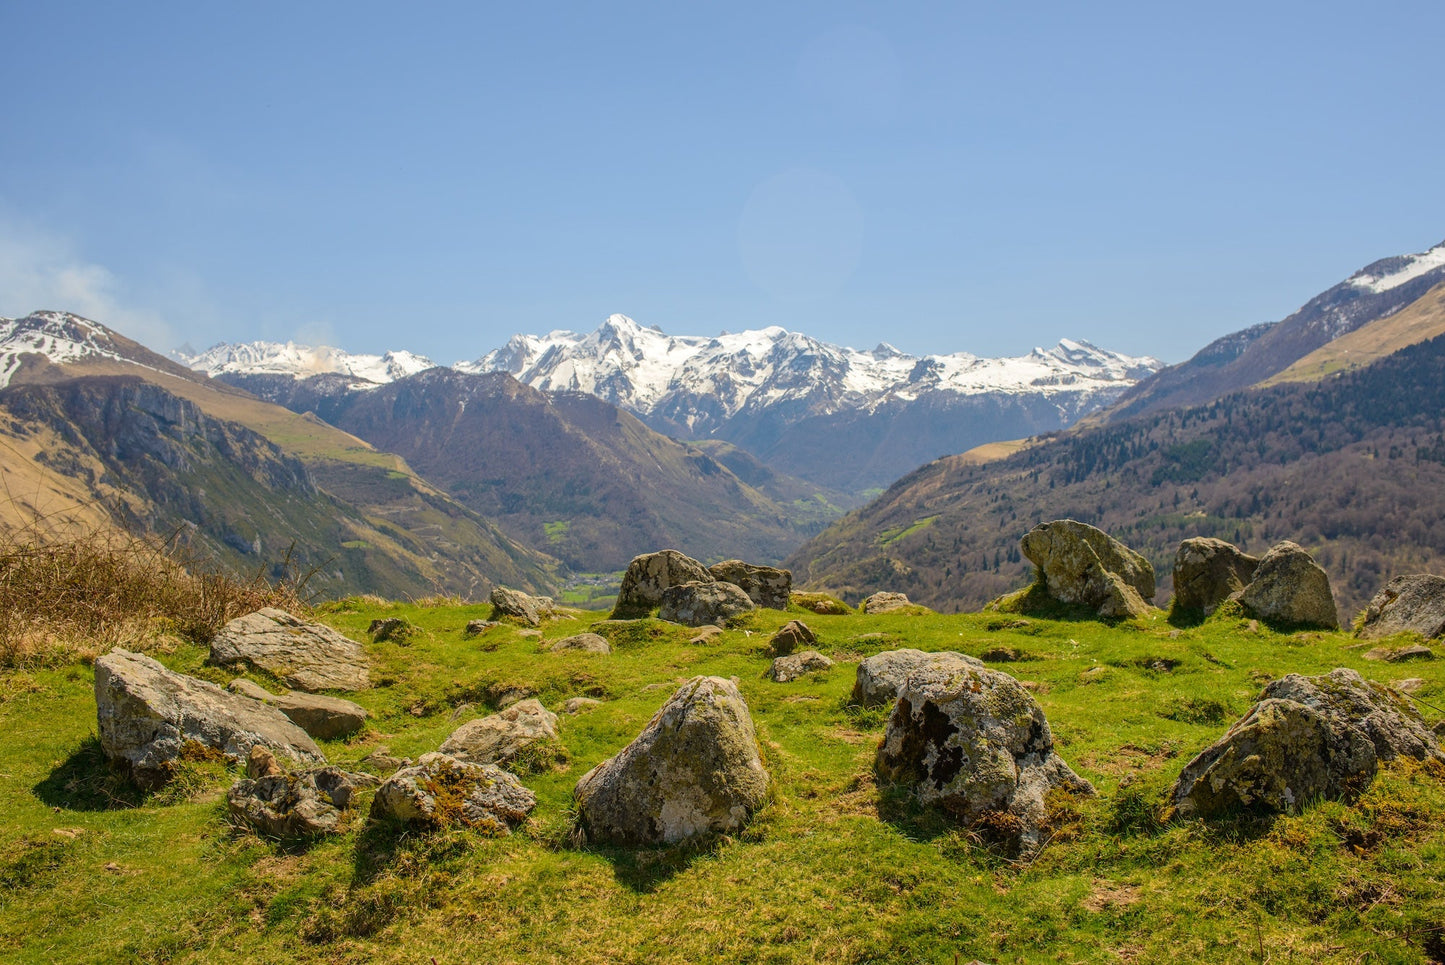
(370, 753), (536, 832)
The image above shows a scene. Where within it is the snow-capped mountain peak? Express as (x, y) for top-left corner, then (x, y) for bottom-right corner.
(1348, 241), (1445, 294)
(0, 310), (162, 388)
(177, 340), (436, 386)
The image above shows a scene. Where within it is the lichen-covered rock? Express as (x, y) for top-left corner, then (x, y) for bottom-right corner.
(438, 699), (560, 766)
(371, 753), (536, 832)
(208, 608), (369, 692)
(489, 587), (557, 627)
(1171, 668), (1444, 819)
(368, 617), (416, 643)
(861, 591), (915, 615)
(851, 649), (985, 708)
(611, 550), (715, 619)
(768, 650), (834, 683)
(1173, 538), (1259, 615)
(1356, 574), (1445, 641)
(1020, 520), (1155, 619)
(658, 581), (756, 628)
(573, 676), (769, 845)
(95, 649), (323, 791)
(768, 620), (816, 656)
(227, 767), (379, 839)
(548, 633), (611, 654)
(707, 560), (792, 610)
(1234, 541), (1339, 629)
(227, 679), (368, 740)
(875, 661), (1094, 854)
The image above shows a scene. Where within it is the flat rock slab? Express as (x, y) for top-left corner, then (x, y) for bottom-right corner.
(549, 633), (611, 654)
(228, 679), (368, 740)
(371, 753), (536, 832)
(439, 699), (559, 766)
(1356, 574), (1445, 641)
(851, 649), (985, 708)
(574, 676), (769, 846)
(768, 650), (834, 683)
(208, 608), (368, 692)
(95, 648), (323, 791)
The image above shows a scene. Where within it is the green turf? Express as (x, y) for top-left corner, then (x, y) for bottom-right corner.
(2, 603), (1442, 963)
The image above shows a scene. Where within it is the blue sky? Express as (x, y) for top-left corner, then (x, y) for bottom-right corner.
(2, 1), (1443, 363)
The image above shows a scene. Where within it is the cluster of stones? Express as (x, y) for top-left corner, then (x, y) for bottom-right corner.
(609, 549), (791, 625)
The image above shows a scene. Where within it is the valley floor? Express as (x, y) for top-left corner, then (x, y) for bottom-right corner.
(1, 603), (1443, 964)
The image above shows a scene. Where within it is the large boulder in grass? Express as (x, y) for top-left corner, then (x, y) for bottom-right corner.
(1173, 538), (1259, 616)
(208, 608), (368, 692)
(611, 550), (715, 619)
(438, 699), (559, 766)
(1356, 574), (1445, 641)
(371, 753), (537, 833)
(489, 587), (557, 627)
(1020, 520), (1156, 619)
(707, 560), (792, 610)
(228, 679), (368, 740)
(875, 661), (1095, 855)
(658, 580), (756, 628)
(1233, 541), (1339, 629)
(574, 676), (769, 845)
(227, 766), (379, 839)
(851, 649), (985, 708)
(861, 592), (919, 615)
(95, 649), (324, 791)
(1171, 668), (1444, 819)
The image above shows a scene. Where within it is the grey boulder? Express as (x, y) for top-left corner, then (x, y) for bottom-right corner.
(95, 648), (323, 791)
(548, 632), (611, 654)
(371, 753), (536, 833)
(861, 592), (915, 615)
(438, 698), (560, 766)
(1171, 668), (1444, 819)
(768, 619), (816, 656)
(707, 560), (792, 610)
(875, 660), (1094, 854)
(574, 676), (769, 845)
(227, 679), (368, 740)
(227, 766), (379, 839)
(1020, 519), (1156, 619)
(489, 586), (557, 627)
(851, 649), (985, 708)
(1233, 541), (1339, 629)
(658, 580), (756, 628)
(611, 549), (715, 619)
(1356, 574), (1445, 641)
(208, 607), (368, 692)
(768, 650), (834, 683)
(1172, 538), (1259, 615)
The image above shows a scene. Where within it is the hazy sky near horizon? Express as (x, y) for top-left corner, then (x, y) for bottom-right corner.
(2, 2), (1443, 364)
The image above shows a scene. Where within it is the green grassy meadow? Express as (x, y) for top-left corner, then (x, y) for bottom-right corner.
(2, 601), (1443, 964)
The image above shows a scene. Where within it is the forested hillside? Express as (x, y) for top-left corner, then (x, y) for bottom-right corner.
(788, 334), (1445, 621)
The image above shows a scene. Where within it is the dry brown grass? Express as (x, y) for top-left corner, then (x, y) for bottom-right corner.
(0, 521), (309, 669)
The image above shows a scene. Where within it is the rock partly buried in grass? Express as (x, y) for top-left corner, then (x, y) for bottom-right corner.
(861, 591), (917, 615)
(690, 625), (724, 645)
(367, 617), (416, 643)
(227, 679), (369, 740)
(658, 580), (756, 628)
(1173, 537), (1259, 616)
(851, 649), (985, 708)
(95, 649), (324, 791)
(1363, 644), (1435, 663)
(489, 586), (558, 627)
(548, 633), (611, 654)
(573, 676), (769, 846)
(438, 699), (560, 766)
(1020, 519), (1156, 620)
(768, 619), (816, 656)
(768, 650), (834, 683)
(560, 697), (602, 714)
(611, 550), (714, 619)
(707, 560), (792, 610)
(208, 608), (369, 692)
(1231, 541), (1339, 630)
(1171, 668), (1444, 819)
(875, 661), (1095, 855)
(228, 766), (380, 839)
(1356, 574), (1445, 641)
(371, 753), (536, 833)
(464, 619), (499, 636)
(791, 591), (852, 615)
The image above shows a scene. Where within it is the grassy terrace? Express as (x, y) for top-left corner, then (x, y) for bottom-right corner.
(1, 599), (1443, 963)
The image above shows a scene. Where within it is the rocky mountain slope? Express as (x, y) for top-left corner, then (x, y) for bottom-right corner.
(221, 368), (834, 571)
(0, 312), (556, 598)
(787, 330), (1445, 621)
(1103, 240), (1445, 421)
(180, 315), (1162, 493)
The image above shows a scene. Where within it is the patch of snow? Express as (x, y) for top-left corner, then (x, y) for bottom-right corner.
(0, 311), (167, 388)
(1348, 243), (1445, 293)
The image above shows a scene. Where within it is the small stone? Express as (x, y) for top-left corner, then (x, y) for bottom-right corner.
(548, 633), (611, 654)
(861, 592), (915, 615)
(690, 626), (725, 645)
(439, 699), (559, 766)
(561, 697), (602, 714)
(1394, 678), (1426, 695)
(368, 617), (415, 643)
(464, 619), (499, 636)
(247, 745), (284, 779)
(1363, 644), (1434, 663)
(981, 646), (1023, 663)
(768, 650), (834, 683)
(768, 620), (816, 656)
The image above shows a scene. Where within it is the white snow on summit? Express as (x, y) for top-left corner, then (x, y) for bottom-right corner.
(1348, 242), (1445, 294)
(0, 311), (164, 388)
(178, 340), (436, 386)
